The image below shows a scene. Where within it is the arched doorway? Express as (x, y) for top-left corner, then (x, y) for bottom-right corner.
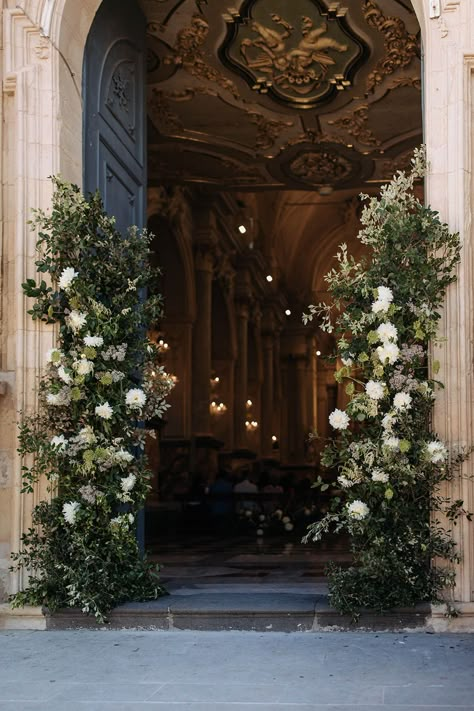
(140, 1), (424, 584)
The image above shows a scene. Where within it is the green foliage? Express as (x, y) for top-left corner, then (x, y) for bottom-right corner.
(10, 178), (174, 622)
(303, 148), (471, 616)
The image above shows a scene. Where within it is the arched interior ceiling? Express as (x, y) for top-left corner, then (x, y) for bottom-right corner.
(141, 0), (421, 307)
(141, 0), (421, 191)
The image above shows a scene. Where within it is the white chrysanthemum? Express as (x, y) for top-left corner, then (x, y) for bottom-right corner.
(371, 469), (389, 483)
(383, 436), (400, 451)
(284, 522), (294, 532)
(377, 286), (394, 303)
(426, 440), (448, 464)
(377, 342), (400, 365)
(125, 388), (147, 410)
(376, 322), (398, 343)
(282, 516), (291, 524)
(77, 426), (96, 445)
(73, 359), (94, 376)
(120, 474), (136, 493)
(57, 366), (73, 384)
(338, 475), (355, 489)
(393, 392), (412, 411)
(115, 448), (134, 463)
(128, 513), (135, 525)
(329, 408), (350, 430)
(51, 434), (67, 451)
(382, 413), (396, 431)
(341, 356), (353, 367)
(372, 299), (391, 314)
(58, 267), (78, 291)
(84, 335), (104, 348)
(62, 501), (80, 525)
(365, 380), (385, 400)
(46, 348), (62, 366)
(95, 402), (113, 420)
(67, 310), (87, 332)
(347, 500), (369, 520)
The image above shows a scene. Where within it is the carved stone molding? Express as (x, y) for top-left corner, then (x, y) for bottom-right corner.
(330, 104), (381, 147)
(290, 150), (352, 185)
(248, 112), (294, 152)
(363, 0), (419, 93)
(220, 0), (368, 109)
(162, 15), (240, 99)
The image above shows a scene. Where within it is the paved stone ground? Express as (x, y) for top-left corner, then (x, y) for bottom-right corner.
(0, 630), (473, 711)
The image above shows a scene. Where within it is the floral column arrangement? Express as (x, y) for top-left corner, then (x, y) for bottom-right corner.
(303, 148), (470, 615)
(11, 178), (174, 622)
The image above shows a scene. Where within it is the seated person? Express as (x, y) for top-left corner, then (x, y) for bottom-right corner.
(233, 467), (259, 512)
(208, 469), (234, 517)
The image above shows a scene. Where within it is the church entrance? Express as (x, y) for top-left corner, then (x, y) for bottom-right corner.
(83, 0), (422, 588)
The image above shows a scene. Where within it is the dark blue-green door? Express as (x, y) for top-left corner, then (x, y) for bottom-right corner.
(83, 0), (146, 235)
(83, 0), (147, 549)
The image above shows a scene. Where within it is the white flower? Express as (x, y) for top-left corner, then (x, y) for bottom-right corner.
(73, 359), (94, 376)
(46, 392), (61, 406)
(383, 436), (400, 451)
(128, 513), (135, 525)
(76, 426), (96, 445)
(393, 392), (412, 411)
(341, 356), (353, 367)
(46, 348), (62, 366)
(95, 402), (113, 420)
(58, 267), (78, 291)
(67, 310), (87, 332)
(377, 286), (394, 303)
(62, 501), (80, 525)
(372, 299), (391, 314)
(329, 408), (350, 430)
(115, 449), (134, 463)
(284, 522), (294, 532)
(371, 469), (389, 483)
(120, 474), (136, 493)
(365, 380), (385, 400)
(125, 388), (147, 410)
(337, 475), (355, 489)
(282, 516), (291, 524)
(256, 528), (264, 536)
(51, 435), (67, 451)
(376, 322), (398, 343)
(426, 440), (448, 464)
(382, 413), (396, 431)
(377, 342), (400, 365)
(84, 335), (104, 348)
(57, 366), (73, 384)
(419, 381), (433, 397)
(347, 500), (369, 520)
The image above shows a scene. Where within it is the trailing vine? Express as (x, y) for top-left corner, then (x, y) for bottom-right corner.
(10, 178), (174, 622)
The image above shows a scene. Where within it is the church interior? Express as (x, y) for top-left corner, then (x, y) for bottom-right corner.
(139, 0), (422, 582)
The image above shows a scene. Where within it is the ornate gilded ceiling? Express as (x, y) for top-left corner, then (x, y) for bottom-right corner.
(141, 0), (421, 191)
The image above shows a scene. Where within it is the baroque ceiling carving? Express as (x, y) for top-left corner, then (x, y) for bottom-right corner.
(140, 0), (421, 191)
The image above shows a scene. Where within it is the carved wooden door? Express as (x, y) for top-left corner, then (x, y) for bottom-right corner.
(83, 0), (147, 549)
(83, 0), (146, 234)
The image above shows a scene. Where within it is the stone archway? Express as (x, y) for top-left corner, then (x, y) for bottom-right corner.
(1, 0), (474, 624)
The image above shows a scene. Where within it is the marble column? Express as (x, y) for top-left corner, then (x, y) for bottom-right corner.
(294, 355), (309, 464)
(234, 299), (250, 450)
(261, 310), (275, 458)
(191, 243), (215, 435)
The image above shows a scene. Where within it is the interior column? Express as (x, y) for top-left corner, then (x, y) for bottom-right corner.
(191, 219), (216, 435)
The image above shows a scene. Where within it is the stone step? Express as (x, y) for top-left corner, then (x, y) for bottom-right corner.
(43, 587), (431, 632)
